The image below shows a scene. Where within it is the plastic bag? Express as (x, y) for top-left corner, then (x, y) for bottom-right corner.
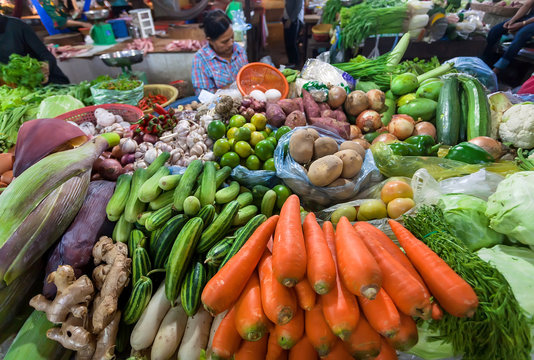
(300, 58), (356, 90)
(274, 126), (383, 209)
(230, 165), (278, 188)
(90, 80), (144, 106)
(303, 81), (329, 102)
(446, 57), (498, 92)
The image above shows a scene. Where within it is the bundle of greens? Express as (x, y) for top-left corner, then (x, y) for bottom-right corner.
(403, 206), (532, 360)
(0, 54), (44, 89)
(394, 56), (443, 76)
(322, 0), (341, 24)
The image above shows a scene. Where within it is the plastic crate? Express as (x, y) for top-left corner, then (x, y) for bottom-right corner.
(55, 103), (143, 124)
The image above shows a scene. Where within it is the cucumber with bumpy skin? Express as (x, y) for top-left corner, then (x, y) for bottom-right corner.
(219, 214), (266, 268)
(139, 166), (170, 203)
(261, 190), (277, 217)
(123, 276), (153, 325)
(181, 260), (207, 316)
(215, 166), (232, 188)
(151, 214), (188, 269)
(236, 192), (253, 208)
(173, 160), (203, 212)
(145, 203), (173, 232)
(132, 246), (151, 286)
(106, 174), (131, 221)
(215, 181), (240, 204)
(196, 200), (240, 253)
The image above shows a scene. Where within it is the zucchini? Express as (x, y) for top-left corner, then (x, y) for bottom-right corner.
(196, 200), (240, 253)
(106, 174), (132, 221)
(215, 181), (240, 204)
(198, 204), (215, 229)
(151, 214), (188, 269)
(165, 217), (204, 305)
(205, 236), (235, 267)
(124, 168), (148, 223)
(173, 160), (203, 212)
(145, 203), (173, 232)
(181, 260), (207, 316)
(145, 152), (170, 178)
(436, 77), (461, 145)
(132, 246), (151, 286)
(149, 190), (174, 211)
(139, 166), (170, 203)
(128, 229), (146, 257)
(232, 205), (258, 226)
(215, 166), (232, 188)
(200, 162), (216, 206)
(159, 174), (182, 191)
(460, 76), (491, 140)
(236, 192), (253, 209)
(136, 211), (152, 227)
(261, 190), (277, 217)
(183, 196), (201, 217)
(219, 214), (267, 268)
(112, 213), (133, 243)
(459, 88), (469, 143)
(123, 276), (153, 325)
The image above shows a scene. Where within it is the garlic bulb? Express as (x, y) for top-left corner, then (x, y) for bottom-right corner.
(94, 108), (116, 127)
(120, 138), (137, 153)
(144, 148), (160, 164)
(119, 121), (131, 129)
(190, 142), (207, 157)
(79, 122), (96, 136)
(155, 141), (173, 153)
(134, 159), (148, 169)
(202, 151), (215, 161)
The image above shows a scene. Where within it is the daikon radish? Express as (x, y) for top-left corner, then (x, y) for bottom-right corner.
(151, 304), (188, 360)
(177, 307), (213, 360)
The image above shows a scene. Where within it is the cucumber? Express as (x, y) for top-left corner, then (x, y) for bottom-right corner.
(165, 217), (204, 305)
(459, 88), (469, 143)
(145, 203), (173, 232)
(183, 196), (201, 217)
(128, 229), (146, 257)
(236, 192), (253, 209)
(159, 174), (182, 191)
(198, 204), (216, 229)
(145, 152), (170, 178)
(219, 214), (267, 268)
(205, 236), (235, 267)
(215, 181), (240, 204)
(124, 168), (148, 223)
(149, 190), (174, 211)
(181, 260), (207, 316)
(206, 264), (218, 280)
(460, 76), (491, 140)
(260, 190), (277, 217)
(123, 276), (153, 325)
(106, 174), (132, 221)
(136, 211), (152, 227)
(151, 214), (188, 269)
(196, 200), (240, 253)
(215, 166), (232, 188)
(436, 77), (461, 146)
(252, 185), (270, 206)
(139, 166), (170, 203)
(149, 225), (165, 260)
(232, 205), (258, 226)
(173, 160), (204, 212)
(113, 213), (133, 243)
(200, 162), (216, 207)
(132, 246), (151, 286)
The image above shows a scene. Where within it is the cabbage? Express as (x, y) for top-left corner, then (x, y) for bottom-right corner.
(407, 322), (457, 360)
(437, 194), (504, 251)
(36, 95), (84, 119)
(485, 171), (534, 247)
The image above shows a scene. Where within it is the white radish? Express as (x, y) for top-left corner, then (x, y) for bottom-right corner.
(130, 282), (171, 350)
(206, 310), (227, 358)
(177, 307), (213, 360)
(151, 304), (188, 360)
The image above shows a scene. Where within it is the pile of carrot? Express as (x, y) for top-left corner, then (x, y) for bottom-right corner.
(201, 194), (479, 360)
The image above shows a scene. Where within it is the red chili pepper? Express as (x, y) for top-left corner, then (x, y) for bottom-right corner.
(153, 104), (168, 116)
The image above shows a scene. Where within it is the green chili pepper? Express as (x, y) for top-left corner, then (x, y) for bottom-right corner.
(444, 142), (495, 164)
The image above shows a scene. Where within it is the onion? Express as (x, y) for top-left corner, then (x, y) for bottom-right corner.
(123, 163), (135, 173)
(388, 114), (415, 140)
(328, 86), (347, 109)
(412, 121), (437, 140)
(101, 151), (112, 159)
(94, 158), (123, 181)
(242, 97), (252, 107)
(121, 153), (135, 165)
(133, 134), (144, 144)
(468, 136), (502, 160)
(356, 110), (382, 133)
(111, 145), (124, 159)
(142, 134), (159, 144)
(372, 133), (398, 145)
(366, 89), (386, 112)
(244, 108), (255, 120)
(350, 125), (362, 139)
(353, 138), (371, 149)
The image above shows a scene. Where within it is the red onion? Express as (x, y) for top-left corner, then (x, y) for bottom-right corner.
(142, 134), (159, 144)
(356, 110), (382, 133)
(133, 134), (144, 144)
(366, 89), (386, 112)
(91, 173), (103, 181)
(350, 125), (362, 139)
(111, 145), (123, 159)
(123, 163), (135, 173)
(413, 121), (437, 140)
(244, 108), (255, 120)
(101, 151), (112, 159)
(388, 114), (415, 140)
(121, 153), (135, 165)
(241, 97), (252, 107)
(95, 158), (123, 181)
(372, 133), (398, 145)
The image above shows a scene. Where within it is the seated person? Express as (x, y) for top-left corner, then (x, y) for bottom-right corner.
(191, 10), (248, 95)
(40, 0), (91, 30)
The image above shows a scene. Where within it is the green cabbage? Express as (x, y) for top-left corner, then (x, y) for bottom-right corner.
(437, 194), (504, 251)
(408, 322), (457, 360)
(36, 95), (84, 119)
(485, 171), (534, 247)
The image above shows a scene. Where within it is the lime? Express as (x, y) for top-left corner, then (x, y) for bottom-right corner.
(266, 136), (277, 146)
(263, 158), (275, 171)
(250, 131), (265, 147)
(273, 184), (292, 208)
(227, 126), (239, 139)
(207, 120), (226, 140)
(275, 126), (291, 141)
(265, 126), (273, 134)
(235, 141), (252, 158)
(245, 155), (261, 170)
(220, 152), (240, 168)
(255, 140), (275, 161)
(213, 162), (221, 170)
(251, 113), (267, 130)
(229, 114), (247, 128)
(228, 137), (236, 150)
(243, 123), (256, 133)
(235, 127), (252, 142)
(260, 130), (269, 139)
(213, 138), (231, 156)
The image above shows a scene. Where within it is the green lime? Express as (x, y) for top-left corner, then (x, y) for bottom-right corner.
(255, 140), (275, 161)
(266, 136), (277, 146)
(245, 155), (261, 170)
(207, 120), (226, 140)
(213, 138), (231, 157)
(220, 152), (240, 168)
(235, 127), (252, 142)
(234, 140), (252, 158)
(228, 138), (236, 151)
(250, 131), (265, 147)
(214, 162), (221, 170)
(273, 184), (292, 208)
(227, 126), (239, 139)
(260, 130), (269, 139)
(251, 113), (267, 131)
(229, 114), (247, 128)
(263, 158), (275, 171)
(243, 123), (256, 133)
(275, 126), (291, 141)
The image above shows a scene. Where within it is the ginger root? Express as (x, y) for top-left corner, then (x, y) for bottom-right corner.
(92, 311), (121, 360)
(47, 315), (96, 360)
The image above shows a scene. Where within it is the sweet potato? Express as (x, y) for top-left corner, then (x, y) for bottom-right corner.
(308, 117), (351, 139)
(332, 110), (348, 123)
(278, 99), (300, 115)
(321, 110), (335, 119)
(302, 90), (321, 119)
(285, 111), (307, 129)
(267, 102), (287, 128)
(319, 102), (331, 112)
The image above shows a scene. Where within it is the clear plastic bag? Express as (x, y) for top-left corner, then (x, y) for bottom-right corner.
(274, 126), (383, 209)
(300, 58), (356, 90)
(230, 165), (278, 188)
(90, 81), (144, 106)
(446, 57), (498, 92)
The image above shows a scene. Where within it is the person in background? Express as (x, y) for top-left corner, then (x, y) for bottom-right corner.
(191, 9), (248, 96)
(283, 0), (304, 67)
(481, 0), (534, 74)
(0, 14), (70, 84)
(108, 0), (132, 17)
(39, 0), (91, 29)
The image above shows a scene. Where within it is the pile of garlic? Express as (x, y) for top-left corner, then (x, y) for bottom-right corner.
(77, 108), (132, 137)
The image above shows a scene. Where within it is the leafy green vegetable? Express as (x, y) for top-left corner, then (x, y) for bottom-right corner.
(394, 56), (444, 76)
(36, 95), (84, 119)
(408, 322), (455, 360)
(322, 0), (341, 24)
(97, 79), (142, 91)
(0, 54), (44, 89)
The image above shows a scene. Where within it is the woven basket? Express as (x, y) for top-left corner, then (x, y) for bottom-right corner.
(55, 104), (143, 124)
(142, 84), (179, 114)
(470, 2), (519, 17)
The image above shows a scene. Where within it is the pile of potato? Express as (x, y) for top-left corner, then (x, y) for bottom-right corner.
(289, 128), (366, 187)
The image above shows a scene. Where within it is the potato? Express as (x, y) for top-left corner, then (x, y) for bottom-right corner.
(289, 129), (315, 164)
(327, 178), (351, 187)
(306, 128), (320, 141)
(344, 90), (368, 116)
(340, 141), (366, 159)
(314, 137), (339, 159)
(334, 150), (363, 178)
(307, 155), (343, 187)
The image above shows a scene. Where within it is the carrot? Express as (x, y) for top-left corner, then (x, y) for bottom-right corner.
(431, 302), (443, 320)
(388, 220), (479, 318)
(303, 212), (337, 295)
(343, 314), (381, 360)
(375, 337), (398, 360)
(321, 221), (360, 341)
(305, 302), (337, 356)
(322, 340), (353, 360)
(266, 330), (288, 360)
(356, 226), (432, 320)
(202, 215), (279, 316)
(294, 279), (316, 311)
(234, 270), (269, 341)
(335, 217), (382, 299)
(385, 312), (418, 352)
(288, 335), (318, 360)
(211, 306), (241, 360)
(275, 306), (304, 350)
(259, 251), (298, 325)
(272, 194), (306, 287)
(234, 335), (268, 360)
(358, 289), (401, 338)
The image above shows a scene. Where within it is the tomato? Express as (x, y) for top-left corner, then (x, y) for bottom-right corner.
(263, 158), (275, 171)
(357, 200), (387, 221)
(220, 152), (240, 168)
(380, 180), (413, 204)
(255, 140), (275, 161)
(207, 120), (226, 140)
(250, 131), (265, 147)
(213, 138), (231, 157)
(235, 127), (252, 142)
(275, 126), (292, 141)
(245, 155), (261, 170)
(229, 114), (247, 128)
(234, 140), (252, 158)
(243, 123), (256, 133)
(387, 198), (415, 219)
(272, 184), (292, 208)
(227, 127), (239, 139)
(251, 113), (267, 131)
